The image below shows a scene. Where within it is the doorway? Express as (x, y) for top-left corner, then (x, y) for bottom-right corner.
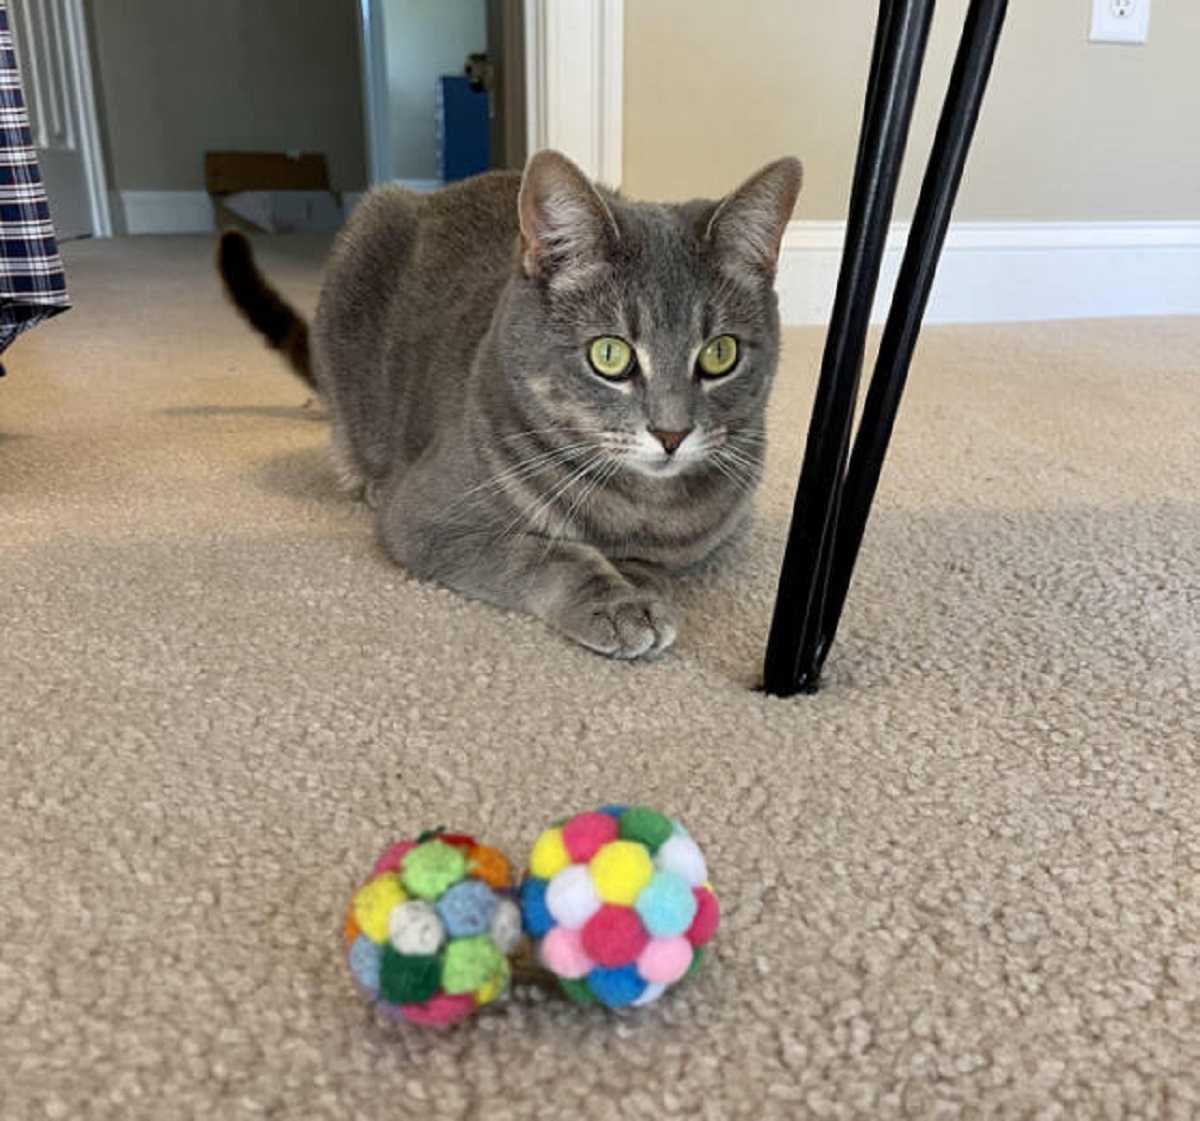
(359, 0), (527, 190)
(8, 0), (111, 239)
(18, 0), (621, 238)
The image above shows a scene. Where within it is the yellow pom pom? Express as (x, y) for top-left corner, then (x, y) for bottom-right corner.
(351, 873), (407, 943)
(589, 840), (654, 905)
(529, 827), (570, 879)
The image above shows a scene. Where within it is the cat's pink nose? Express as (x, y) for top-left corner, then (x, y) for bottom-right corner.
(649, 427), (692, 454)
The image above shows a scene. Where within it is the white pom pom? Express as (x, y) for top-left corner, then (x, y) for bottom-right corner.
(490, 899), (523, 955)
(545, 864), (602, 929)
(654, 834), (708, 887)
(632, 982), (668, 1007)
(388, 900), (445, 955)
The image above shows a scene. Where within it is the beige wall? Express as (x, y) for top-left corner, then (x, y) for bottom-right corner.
(624, 0), (1200, 222)
(89, 0), (366, 192)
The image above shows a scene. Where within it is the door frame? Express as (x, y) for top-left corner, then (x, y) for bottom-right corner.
(523, 0), (623, 186)
(359, 0), (624, 188)
(65, 0), (112, 235)
(15, 0), (113, 237)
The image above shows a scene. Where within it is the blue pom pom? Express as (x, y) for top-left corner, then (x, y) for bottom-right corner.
(635, 871), (697, 938)
(519, 877), (554, 938)
(587, 964), (646, 1008)
(599, 804), (628, 819)
(435, 878), (498, 938)
(348, 935), (381, 994)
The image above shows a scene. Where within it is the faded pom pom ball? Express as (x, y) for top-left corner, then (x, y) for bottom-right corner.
(344, 829), (521, 1027)
(520, 806), (719, 1008)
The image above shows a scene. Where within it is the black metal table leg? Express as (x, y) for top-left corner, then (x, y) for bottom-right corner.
(763, 0), (1008, 698)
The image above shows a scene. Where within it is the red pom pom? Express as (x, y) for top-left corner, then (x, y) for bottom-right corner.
(370, 840), (417, 876)
(581, 904), (650, 968)
(686, 887), (720, 947)
(561, 812), (620, 863)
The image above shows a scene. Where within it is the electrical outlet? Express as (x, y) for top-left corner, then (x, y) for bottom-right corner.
(1090, 0), (1151, 43)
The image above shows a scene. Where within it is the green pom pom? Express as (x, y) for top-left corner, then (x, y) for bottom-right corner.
(379, 946), (441, 1006)
(441, 935), (503, 995)
(401, 840), (467, 900)
(685, 945), (706, 980)
(618, 807), (674, 852)
(558, 976), (598, 1005)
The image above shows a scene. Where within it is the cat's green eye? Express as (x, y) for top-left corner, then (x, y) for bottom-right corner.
(697, 335), (739, 378)
(588, 336), (635, 380)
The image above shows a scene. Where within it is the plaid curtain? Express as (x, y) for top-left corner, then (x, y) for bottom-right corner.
(0, 0), (70, 359)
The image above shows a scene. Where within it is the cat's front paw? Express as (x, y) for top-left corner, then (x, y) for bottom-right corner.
(568, 592), (678, 661)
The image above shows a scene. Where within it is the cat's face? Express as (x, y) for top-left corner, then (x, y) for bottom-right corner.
(502, 153), (802, 485)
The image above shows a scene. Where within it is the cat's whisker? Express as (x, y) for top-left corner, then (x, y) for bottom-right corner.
(450, 440), (599, 509)
(717, 435), (765, 463)
(501, 426), (608, 444)
(711, 463), (755, 497)
(710, 448), (758, 495)
(541, 454), (623, 559)
(501, 450), (611, 542)
(718, 444), (763, 471)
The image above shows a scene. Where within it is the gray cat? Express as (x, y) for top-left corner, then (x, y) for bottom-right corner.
(218, 150), (801, 659)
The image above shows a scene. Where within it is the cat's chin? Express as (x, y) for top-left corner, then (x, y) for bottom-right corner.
(626, 456), (697, 480)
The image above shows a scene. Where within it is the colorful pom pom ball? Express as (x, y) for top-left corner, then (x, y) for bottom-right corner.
(519, 805), (719, 1008)
(344, 829), (522, 1027)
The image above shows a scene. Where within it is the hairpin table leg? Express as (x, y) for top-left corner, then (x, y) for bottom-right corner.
(762, 0), (935, 695)
(763, 0), (1008, 698)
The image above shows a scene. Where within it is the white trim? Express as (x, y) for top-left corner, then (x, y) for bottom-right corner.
(63, 0), (112, 237)
(116, 195), (1200, 325)
(523, 0), (546, 164)
(119, 191), (215, 235)
(117, 186), (433, 235)
(524, 0), (623, 186)
(357, 0), (390, 187)
(598, 0), (624, 187)
(776, 220), (1200, 325)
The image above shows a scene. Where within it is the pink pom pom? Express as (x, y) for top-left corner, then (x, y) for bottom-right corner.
(637, 937), (693, 985)
(540, 925), (593, 979)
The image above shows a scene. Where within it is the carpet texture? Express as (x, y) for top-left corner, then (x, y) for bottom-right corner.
(2, 234), (1198, 1119)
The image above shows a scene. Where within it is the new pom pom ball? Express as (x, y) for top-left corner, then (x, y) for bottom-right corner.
(519, 805), (719, 1008)
(344, 829), (522, 1026)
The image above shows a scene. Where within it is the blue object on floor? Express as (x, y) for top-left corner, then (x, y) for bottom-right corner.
(437, 76), (490, 183)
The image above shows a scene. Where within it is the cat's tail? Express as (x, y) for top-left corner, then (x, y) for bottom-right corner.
(217, 230), (315, 389)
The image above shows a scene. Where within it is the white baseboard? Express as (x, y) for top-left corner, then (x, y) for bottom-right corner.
(119, 190), (216, 235)
(777, 220), (1200, 325)
(117, 187), (415, 235)
(112, 196), (1200, 324)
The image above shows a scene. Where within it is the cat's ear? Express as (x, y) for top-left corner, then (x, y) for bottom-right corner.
(518, 150), (619, 285)
(705, 157), (802, 283)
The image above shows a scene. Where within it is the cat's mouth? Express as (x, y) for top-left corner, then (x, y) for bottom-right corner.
(626, 446), (709, 479)
(622, 427), (710, 478)
(635, 457), (690, 478)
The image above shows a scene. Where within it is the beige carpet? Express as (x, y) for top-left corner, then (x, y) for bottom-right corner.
(2, 234), (1198, 1120)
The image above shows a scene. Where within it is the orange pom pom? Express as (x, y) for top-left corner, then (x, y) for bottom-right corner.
(468, 844), (512, 890)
